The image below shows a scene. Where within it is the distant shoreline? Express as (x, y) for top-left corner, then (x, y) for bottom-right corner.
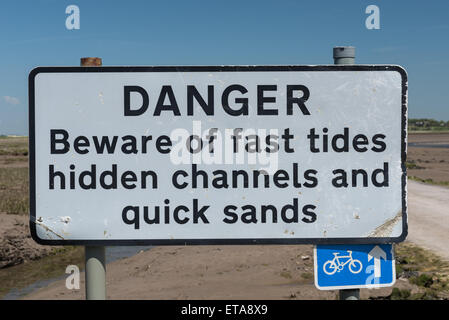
(408, 130), (449, 134)
(0, 135), (27, 138)
(2, 131), (449, 137)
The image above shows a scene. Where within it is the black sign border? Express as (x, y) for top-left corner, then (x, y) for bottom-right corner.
(28, 65), (408, 246)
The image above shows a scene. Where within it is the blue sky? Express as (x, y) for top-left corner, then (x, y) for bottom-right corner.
(1, 0), (448, 135)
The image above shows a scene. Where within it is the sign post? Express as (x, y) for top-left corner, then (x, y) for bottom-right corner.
(334, 46), (360, 300)
(312, 46), (402, 300)
(81, 57), (106, 300)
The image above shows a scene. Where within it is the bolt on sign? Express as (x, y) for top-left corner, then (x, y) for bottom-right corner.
(28, 65), (407, 245)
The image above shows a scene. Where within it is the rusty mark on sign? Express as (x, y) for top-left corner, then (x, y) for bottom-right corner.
(368, 210), (402, 237)
(35, 221), (65, 240)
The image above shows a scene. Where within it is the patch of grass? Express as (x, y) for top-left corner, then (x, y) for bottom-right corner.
(396, 243), (449, 274)
(1, 156), (28, 165)
(408, 128), (449, 133)
(300, 272), (313, 280)
(410, 273), (434, 288)
(409, 291), (439, 300)
(0, 167), (29, 214)
(405, 161), (424, 170)
(280, 270), (292, 279)
(395, 242), (449, 299)
(390, 288), (411, 300)
(0, 137), (28, 156)
(0, 149), (28, 156)
(0, 246), (84, 299)
(408, 176), (449, 188)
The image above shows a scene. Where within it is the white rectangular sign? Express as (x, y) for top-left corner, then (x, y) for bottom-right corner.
(29, 65), (407, 245)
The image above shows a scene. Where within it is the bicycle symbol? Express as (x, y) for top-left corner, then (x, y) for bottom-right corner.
(323, 250), (363, 275)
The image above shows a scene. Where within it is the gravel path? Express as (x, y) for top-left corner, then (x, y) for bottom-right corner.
(407, 180), (449, 261)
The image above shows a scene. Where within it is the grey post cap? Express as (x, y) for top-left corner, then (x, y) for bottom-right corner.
(333, 46), (355, 59)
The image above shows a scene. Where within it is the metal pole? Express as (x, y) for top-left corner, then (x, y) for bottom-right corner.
(85, 245), (106, 300)
(81, 57), (106, 300)
(333, 46), (355, 65)
(333, 46), (359, 301)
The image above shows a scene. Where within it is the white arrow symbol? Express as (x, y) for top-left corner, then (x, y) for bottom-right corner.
(368, 245), (387, 278)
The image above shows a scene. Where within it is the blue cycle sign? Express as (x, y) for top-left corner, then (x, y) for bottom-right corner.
(322, 250), (363, 275)
(314, 244), (395, 290)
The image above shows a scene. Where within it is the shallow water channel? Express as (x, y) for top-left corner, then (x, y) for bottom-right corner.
(3, 246), (152, 300)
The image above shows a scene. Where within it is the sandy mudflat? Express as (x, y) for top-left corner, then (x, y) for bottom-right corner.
(24, 244), (406, 300)
(408, 132), (449, 182)
(408, 132), (449, 144)
(0, 213), (54, 268)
